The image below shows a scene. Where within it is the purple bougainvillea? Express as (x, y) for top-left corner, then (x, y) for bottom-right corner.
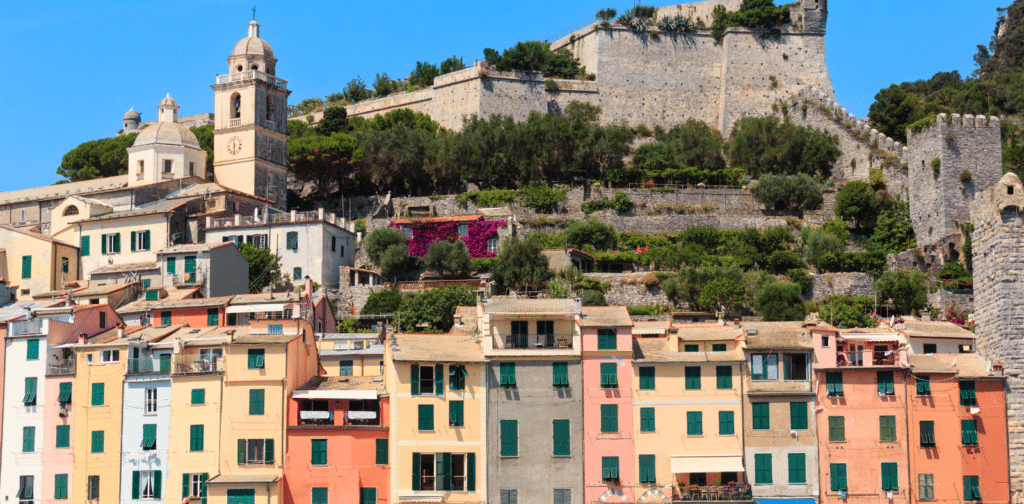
(390, 217), (502, 259)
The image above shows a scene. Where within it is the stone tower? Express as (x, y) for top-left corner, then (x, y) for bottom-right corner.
(802, 0), (828, 33)
(211, 18), (291, 210)
(122, 107), (141, 134)
(971, 172), (1024, 502)
(907, 114), (1003, 246)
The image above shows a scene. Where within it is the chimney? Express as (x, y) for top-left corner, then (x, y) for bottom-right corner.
(733, 318), (740, 328)
(304, 277), (313, 298)
(318, 208), (325, 221)
(117, 327), (125, 339)
(226, 329), (236, 341)
(453, 315), (463, 327)
(78, 333), (88, 345)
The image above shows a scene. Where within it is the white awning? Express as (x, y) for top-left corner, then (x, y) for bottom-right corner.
(292, 390), (378, 400)
(670, 455), (745, 474)
(299, 411), (331, 420)
(225, 303), (289, 314)
(347, 411), (377, 420)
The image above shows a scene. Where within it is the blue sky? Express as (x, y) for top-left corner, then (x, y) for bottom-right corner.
(0, 0), (1006, 191)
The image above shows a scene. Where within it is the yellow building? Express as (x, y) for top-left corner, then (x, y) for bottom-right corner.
(386, 332), (487, 504)
(317, 333), (385, 377)
(204, 318), (320, 504)
(0, 225), (79, 300)
(632, 324), (748, 500)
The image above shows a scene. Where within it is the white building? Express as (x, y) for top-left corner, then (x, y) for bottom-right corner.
(119, 328), (173, 504)
(0, 319), (50, 504)
(155, 242), (249, 298)
(126, 95), (208, 187)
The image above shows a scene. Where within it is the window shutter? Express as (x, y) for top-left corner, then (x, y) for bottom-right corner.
(207, 309), (218, 327)
(716, 366), (732, 389)
(829, 416), (845, 442)
(685, 366), (701, 389)
(880, 416), (896, 442)
(788, 453), (806, 483)
(600, 362), (618, 387)
(553, 419), (570, 456)
(418, 404), (433, 431)
(264, 438), (274, 464)
(790, 402), (807, 430)
(755, 453), (772, 484)
(154, 471), (162, 498)
(376, 438), (388, 465)
(287, 231), (298, 250)
(21, 255), (31, 278)
(411, 364), (420, 395)
(132, 471), (140, 500)
(881, 463), (898, 491)
(183, 473), (191, 499)
(878, 371), (895, 395)
(23, 426), (35, 452)
(192, 388), (205, 405)
(639, 367), (655, 390)
(449, 401), (464, 427)
(412, 453), (422, 491)
(552, 362), (568, 387)
(920, 421), (935, 446)
(249, 389), (265, 415)
(113, 233), (121, 253)
(131, 231), (137, 251)
(962, 419), (978, 445)
(752, 403), (769, 430)
(601, 404), (618, 433)
(184, 256), (196, 273)
(440, 452), (452, 491)
(55, 425), (70, 448)
(917, 375), (931, 395)
(467, 453), (476, 491)
(81, 236), (90, 256)
(826, 372), (843, 396)
(500, 419), (519, 456)
(639, 454), (655, 483)
(167, 257), (175, 273)
(26, 339), (39, 360)
(435, 364), (444, 395)
(830, 463), (847, 491)
(144, 230), (151, 250)
(312, 488), (328, 504)
(101, 234), (107, 254)
(237, 439), (246, 464)
(640, 408), (655, 432)
(59, 381), (72, 403)
(200, 473), (208, 504)
(686, 411), (702, 435)
(55, 474), (68, 500)
(719, 411), (735, 435)
(92, 383), (104, 406)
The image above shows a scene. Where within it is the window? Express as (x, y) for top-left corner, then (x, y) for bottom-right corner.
(712, 343), (726, 352)
(239, 438), (274, 465)
(881, 462), (899, 491)
(54, 473), (68, 500)
(754, 454), (772, 484)
(879, 415), (896, 442)
(783, 354), (808, 380)
(23, 377), (37, 406)
(132, 470), (162, 500)
(600, 362), (618, 388)
(286, 231), (299, 250)
(751, 353), (778, 380)
(964, 475), (981, 501)
(829, 463), (847, 492)
(91, 430), (104, 453)
(552, 362), (568, 388)
(960, 381), (977, 406)
(401, 226), (412, 239)
(414, 453), (436, 491)
(597, 329), (616, 350)
(686, 411), (703, 435)
(752, 403), (769, 430)
(553, 419), (570, 456)
(81, 236), (90, 256)
(640, 407), (655, 432)
(102, 233), (120, 254)
(249, 389), (265, 415)
(376, 438), (388, 464)
(962, 419), (979, 445)
(826, 372), (843, 397)
(186, 474), (209, 501)
(163, 159), (173, 173)
(920, 421), (936, 447)
(191, 388), (205, 405)
(166, 257), (176, 274)
(160, 311), (171, 326)
(21, 255), (31, 278)
(145, 388), (158, 414)
(311, 439), (327, 465)
(101, 349), (120, 363)
(360, 488), (377, 504)
(449, 400), (464, 427)
(916, 375), (931, 395)
(142, 423), (157, 450)
(877, 371), (895, 396)
(206, 308), (218, 327)
(458, 223), (469, 237)
(18, 475), (34, 503)
(602, 456), (619, 481)
(923, 343), (937, 354)
(500, 362), (516, 388)
(916, 473), (934, 500)
(719, 411), (735, 435)
(57, 381), (72, 404)
(788, 453), (806, 484)
(293, 267), (303, 281)
(600, 404), (618, 433)
(639, 367), (655, 390)
(26, 338), (39, 360)
(828, 416), (845, 442)
(537, 321), (554, 346)
(338, 360), (354, 376)
(61, 256), (69, 273)
(501, 490), (518, 504)
(554, 489), (571, 504)
(684, 344), (699, 352)
(308, 488), (328, 504)
(500, 419), (518, 456)
(247, 349), (265, 369)
(55, 425), (70, 448)
(131, 230), (151, 251)
(791, 402), (808, 430)
(190, 425), (204, 452)
(418, 404), (434, 431)
(487, 238), (498, 253)
(685, 366), (701, 390)
(411, 364), (441, 395)
(22, 426), (35, 452)
(92, 383), (105, 406)
(331, 236), (337, 252)
(639, 454), (656, 483)
(716, 366), (732, 389)
(87, 477), (99, 499)
(99, 311), (106, 328)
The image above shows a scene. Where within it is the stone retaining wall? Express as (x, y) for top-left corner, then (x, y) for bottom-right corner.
(809, 272), (876, 300)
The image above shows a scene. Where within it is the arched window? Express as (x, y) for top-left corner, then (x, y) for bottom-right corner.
(251, 64), (260, 71)
(236, 65), (243, 72)
(63, 205), (79, 216)
(266, 95), (273, 121)
(231, 93), (241, 119)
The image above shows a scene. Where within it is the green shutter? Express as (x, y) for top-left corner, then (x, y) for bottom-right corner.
(143, 230), (151, 250)
(500, 362), (516, 387)
(264, 438), (274, 464)
(553, 419), (570, 456)
(712, 343), (727, 351)
(131, 231), (137, 252)
(247, 349), (264, 369)
(293, 267), (302, 281)
(552, 362), (568, 387)
(449, 400), (464, 427)
(960, 381), (977, 406)
(600, 362), (618, 388)
(439, 453), (451, 491)
(468, 453), (476, 491)
(101, 234), (107, 254)
(639, 366), (655, 390)
(360, 487), (377, 504)
(184, 256), (196, 273)
(684, 344), (699, 352)
(154, 471), (162, 498)
(597, 329), (616, 350)
(55, 474), (68, 500)
(880, 415), (897, 442)
(238, 439), (246, 464)
(602, 456), (619, 480)
(191, 425), (204, 452)
(500, 419), (518, 456)
(716, 366), (732, 389)
(91, 430), (104, 453)
(23, 377), (37, 405)
(754, 454), (772, 484)
(412, 453), (422, 490)
(920, 421), (936, 446)
(167, 257), (176, 274)
(752, 403), (769, 430)
(161, 311), (171, 326)
(788, 453), (806, 483)
(207, 308), (218, 327)
(418, 404), (434, 431)
(877, 371), (895, 396)
(376, 438), (388, 465)
(58, 382), (72, 403)
(826, 372), (843, 396)
(132, 471), (140, 499)
(21, 255), (31, 278)
(287, 232), (299, 250)
(55, 425), (70, 448)
(685, 366), (701, 389)
(249, 389), (265, 415)
(23, 426), (35, 452)
(142, 423), (157, 449)
(312, 488), (328, 504)
(916, 375), (931, 395)
(790, 402), (808, 430)
(182, 473), (189, 500)
(881, 462), (899, 491)
(830, 463), (847, 491)
(686, 411), (702, 435)
(450, 365), (467, 390)
(191, 388), (205, 405)
(81, 236), (90, 256)
(311, 439), (327, 465)
(964, 475), (980, 500)
(146, 290), (158, 301)
(92, 383), (104, 406)
(640, 407), (655, 432)
(113, 233), (121, 252)
(639, 454), (656, 483)
(600, 404), (618, 433)
(435, 363), (444, 395)
(962, 419), (979, 445)
(829, 416), (846, 442)
(410, 364), (420, 395)
(26, 339), (39, 360)
(719, 411), (735, 435)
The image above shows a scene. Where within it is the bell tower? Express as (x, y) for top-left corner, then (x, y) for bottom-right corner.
(211, 18), (291, 209)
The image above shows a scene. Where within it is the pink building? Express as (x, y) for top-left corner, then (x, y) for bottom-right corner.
(581, 307), (635, 504)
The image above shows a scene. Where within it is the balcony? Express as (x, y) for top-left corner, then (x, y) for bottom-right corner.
(10, 319), (43, 335)
(500, 333), (573, 349)
(215, 69), (289, 89)
(229, 118), (241, 128)
(298, 410), (334, 426)
(173, 355), (223, 375)
(46, 359), (76, 376)
(834, 340), (906, 367)
(172, 272), (205, 287)
(127, 356), (170, 374)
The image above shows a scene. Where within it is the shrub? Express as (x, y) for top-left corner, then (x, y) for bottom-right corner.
(628, 304), (672, 316)
(766, 250), (803, 275)
(545, 78), (560, 92)
(931, 157), (941, 174)
(565, 219), (618, 250)
(818, 295), (873, 328)
(595, 8), (618, 21)
(755, 282), (807, 321)
(835, 180), (879, 227)
(945, 134), (956, 143)
(874, 270), (929, 315)
(938, 261), (971, 281)
(520, 183), (567, 212)
(636, 124), (653, 137)
(642, 272), (660, 287)
(582, 191), (633, 214)
(725, 116), (840, 179)
(817, 251), (887, 275)
(786, 268), (812, 295)
(354, 218), (367, 235)
(960, 170), (973, 183)
(361, 287), (403, 315)
(751, 174), (824, 211)
(581, 289), (609, 306)
(365, 228), (410, 277)
(802, 227), (845, 267)
(469, 257), (495, 273)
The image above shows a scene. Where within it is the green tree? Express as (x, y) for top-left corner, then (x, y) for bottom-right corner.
(372, 72), (401, 98)
(483, 41), (585, 79)
(361, 287), (403, 315)
(755, 282), (807, 321)
(564, 219), (618, 250)
(564, 100), (602, 124)
(818, 296), (874, 329)
(801, 227), (846, 268)
(287, 132), (360, 198)
(867, 84), (925, 144)
(666, 266), (746, 316)
(57, 134), (138, 182)
(725, 116), (840, 179)
(317, 106), (350, 136)
(423, 240), (471, 279)
(239, 244), (281, 294)
(409, 61), (441, 88)
(439, 55), (466, 75)
(365, 228), (410, 278)
(624, 120), (733, 185)
(343, 76), (370, 103)
(835, 181), (879, 227)
(874, 270), (929, 315)
(491, 236), (551, 292)
(190, 125), (215, 174)
(399, 286), (476, 332)
(751, 174), (824, 211)
(581, 289), (608, 306)
(287, 119), (314, 139)
(595, 8), (618, 20)
(866, 201), (916, 254)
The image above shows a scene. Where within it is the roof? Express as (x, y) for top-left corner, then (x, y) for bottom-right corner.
(166, 182), (272, 203)
(580, 306), (632, 327)
(899, 321), (976, 340)
(68, 283), (134, 297)
(132, 120), (201, 150)
(154, 296), (231, 310)
(483, 298), (578, 316)
(908, 354), (956, 374)
(89, 261), (159, 275)
(228, 292), (299, 304)
(391, 215), (483, 225)
(450, 305), (480, 335)
(0, 225), (77, 247)
(232, 20), (275, 59)
(0, 301), (64, 323)
(231, 333), (297, 345)
(542, 248), (594, 259)
(297, 375), (386, 393)
(633, 337), (746, 363)
(158, 242), (234, 254)
(675, 324), (746, 341)
(158, 94), (178, 108)
(74, 198), (190, 224)
(934, 354), (997, 378)
(0, 175), (128, 206)
(100, 324), (188, 345)
(632, 321), (670, 335)
(117, 288), (200, 313)
(741, 322), (812, 350)
(123, 107), (141, 120)
(389, 333), (485, 362)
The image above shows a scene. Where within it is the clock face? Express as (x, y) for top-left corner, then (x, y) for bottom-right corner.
(227, 136), (243, 155)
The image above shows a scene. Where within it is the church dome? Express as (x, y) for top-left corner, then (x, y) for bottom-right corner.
(132, 122), (201, 150)
(159, 95), (178, 108)
(231, 20), (275, 59)
(123, 107), (140, 120)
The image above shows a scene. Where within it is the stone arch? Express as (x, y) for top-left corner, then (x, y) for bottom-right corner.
(636, 488), (670, 504)
(62, 205), (79, 216)
(231, 93), (242, 119)
(251, 63), (260, 71)
(266, 95), (274, 121)
(598, 488), (631, 504)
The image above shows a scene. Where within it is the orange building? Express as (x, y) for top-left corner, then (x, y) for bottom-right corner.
(907, 354), (1010, 503)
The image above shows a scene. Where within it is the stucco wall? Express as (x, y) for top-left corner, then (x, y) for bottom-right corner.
(0, 336), (46, 504)
(120, 377), (171, 504)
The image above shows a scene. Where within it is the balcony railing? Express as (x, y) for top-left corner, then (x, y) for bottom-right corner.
(836, 350), (897, 367)
(500, 333), (573, 349)
(215, 70), (289, 89)
(172, 272), (205, 286)
(173, 355), (223, 375)
(127, 357), (170, 374)
(298, 410), (334, 426)
(297, 409), (380, 426)
(229, 118), (241, 128)
(10, 319), (43, 335)
(47, 359), (76, 375)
